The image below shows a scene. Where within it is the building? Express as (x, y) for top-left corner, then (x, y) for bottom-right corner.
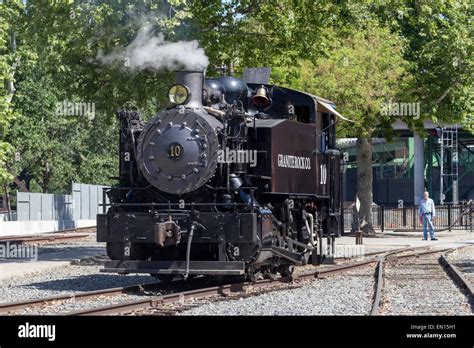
(339, 121), (474, 205)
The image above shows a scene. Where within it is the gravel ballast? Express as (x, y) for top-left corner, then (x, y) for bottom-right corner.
(14, 293), (146, 316)
(0, 264), (153, 305)
(180, 266), (375, 316)
(381, 253), (472, 315)
(446, 245), (474, 285)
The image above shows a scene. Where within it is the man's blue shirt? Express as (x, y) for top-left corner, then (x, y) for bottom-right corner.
(419, 198), (436, 217)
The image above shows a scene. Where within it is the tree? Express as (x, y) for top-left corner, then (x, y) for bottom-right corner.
(188, 1), (413, 234)
(378, 0), (473, 132)
(291, 23), (410, 234)
(189, 0), (338, 78)
(3, 0), (192, 193)
(3, 0), (471, 220)
(192, 0), (473, 233)
(0, 1), (21, 212)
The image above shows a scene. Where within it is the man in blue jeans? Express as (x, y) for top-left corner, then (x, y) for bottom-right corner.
(419, 191), (437, 241)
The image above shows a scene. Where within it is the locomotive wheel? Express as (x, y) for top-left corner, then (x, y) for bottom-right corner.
(212, 275), (224, 283)
(278, 265), (294, 277)
(224, 275), (246, 283)
(106, 242), (125, 260)
(133, 243), (153, 260)
(153, 274), (175, 282)
(246, 267), (262, 283)
(262, 266), (279, 281)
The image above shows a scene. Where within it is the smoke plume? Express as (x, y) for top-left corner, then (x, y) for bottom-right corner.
(97, 26), (209, 71)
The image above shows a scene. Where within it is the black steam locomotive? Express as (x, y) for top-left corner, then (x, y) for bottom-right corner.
(97, 68), (343, 281)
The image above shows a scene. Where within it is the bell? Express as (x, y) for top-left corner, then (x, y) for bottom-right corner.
(252, 85), (271, 109)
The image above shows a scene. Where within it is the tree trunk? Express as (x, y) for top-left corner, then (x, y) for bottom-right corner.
(6, 31), (16, 103)
(13, 177), (29, 192)
(356, 136), (375, 235)
(42, 160), (50, 193)
(3, 183), (12, 221)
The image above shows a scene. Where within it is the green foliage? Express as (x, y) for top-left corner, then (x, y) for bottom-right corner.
(1, 0), (472, 197)
(291, 22), (410, 138)
(191, 0), (471, 134)
(0, 1), (20, 185)
(189, 0), (337, 78)
(3, 0), (189, 193)
(376, 0), (473, 132)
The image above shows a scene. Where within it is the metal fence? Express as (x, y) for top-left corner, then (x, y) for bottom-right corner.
(344, 202), (473, 232)
(14, 183), (108, 222)
(17, 192), (73, 221)
(72, 183), (109, 220)
(0, 211), (17, 221)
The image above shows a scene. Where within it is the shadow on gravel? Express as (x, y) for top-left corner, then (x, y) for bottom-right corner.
(438, 258), (474, 313)
(38, 245), (106, 262)
(22, 273), (154, 293)
(455, 261), (474, 313)
(456, 261), (474, 274)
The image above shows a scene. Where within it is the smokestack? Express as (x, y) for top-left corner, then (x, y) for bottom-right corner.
(175, 70), (204, 109)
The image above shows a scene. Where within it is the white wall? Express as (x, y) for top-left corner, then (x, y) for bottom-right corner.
(0, 220), (96, 237)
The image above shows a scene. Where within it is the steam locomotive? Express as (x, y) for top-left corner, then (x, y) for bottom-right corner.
(97, 68), (343, 281)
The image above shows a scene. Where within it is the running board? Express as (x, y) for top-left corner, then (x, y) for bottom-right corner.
(101, 260), (245, 275)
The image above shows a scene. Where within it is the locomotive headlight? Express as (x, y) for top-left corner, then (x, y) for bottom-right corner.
(168, 84), (190, 105)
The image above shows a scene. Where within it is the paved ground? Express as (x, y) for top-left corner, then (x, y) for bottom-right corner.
(0, 230), (472, 280)
(0, 236), (106, 280)
(339, 230), (473, 248)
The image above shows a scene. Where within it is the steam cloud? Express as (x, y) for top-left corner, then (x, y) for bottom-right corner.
(97, 26), (209, 71)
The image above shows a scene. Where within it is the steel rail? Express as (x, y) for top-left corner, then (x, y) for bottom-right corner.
(0, 249), (395, 315)
(369, 247), (458, 316)
(70, 247), (429, 315)
(68, 278), (294, 315)
(70, 248), (425, 316)
(370, 258), (384, 316)
(1, 244), (461, 316)
(0, 233), (91, 244)
(439, 254), (473, 298)
(0, 226), (95, 244)
(0, 280), (167, 315)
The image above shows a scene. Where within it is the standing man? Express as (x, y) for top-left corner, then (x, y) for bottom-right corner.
(419, 191), (437, 241)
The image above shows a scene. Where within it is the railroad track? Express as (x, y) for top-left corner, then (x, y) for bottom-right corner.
(439, 253), (473, 298)
(333, 246), (411, 261)
(65, 245), (442, 316)
(370, 246), (473, 316)
(72, 267), (382, 316)
(1, 244), (466, 316)
(0, 246), (403, 315)
(0, 278), (193, 315)
(0, 226), (96, 244)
